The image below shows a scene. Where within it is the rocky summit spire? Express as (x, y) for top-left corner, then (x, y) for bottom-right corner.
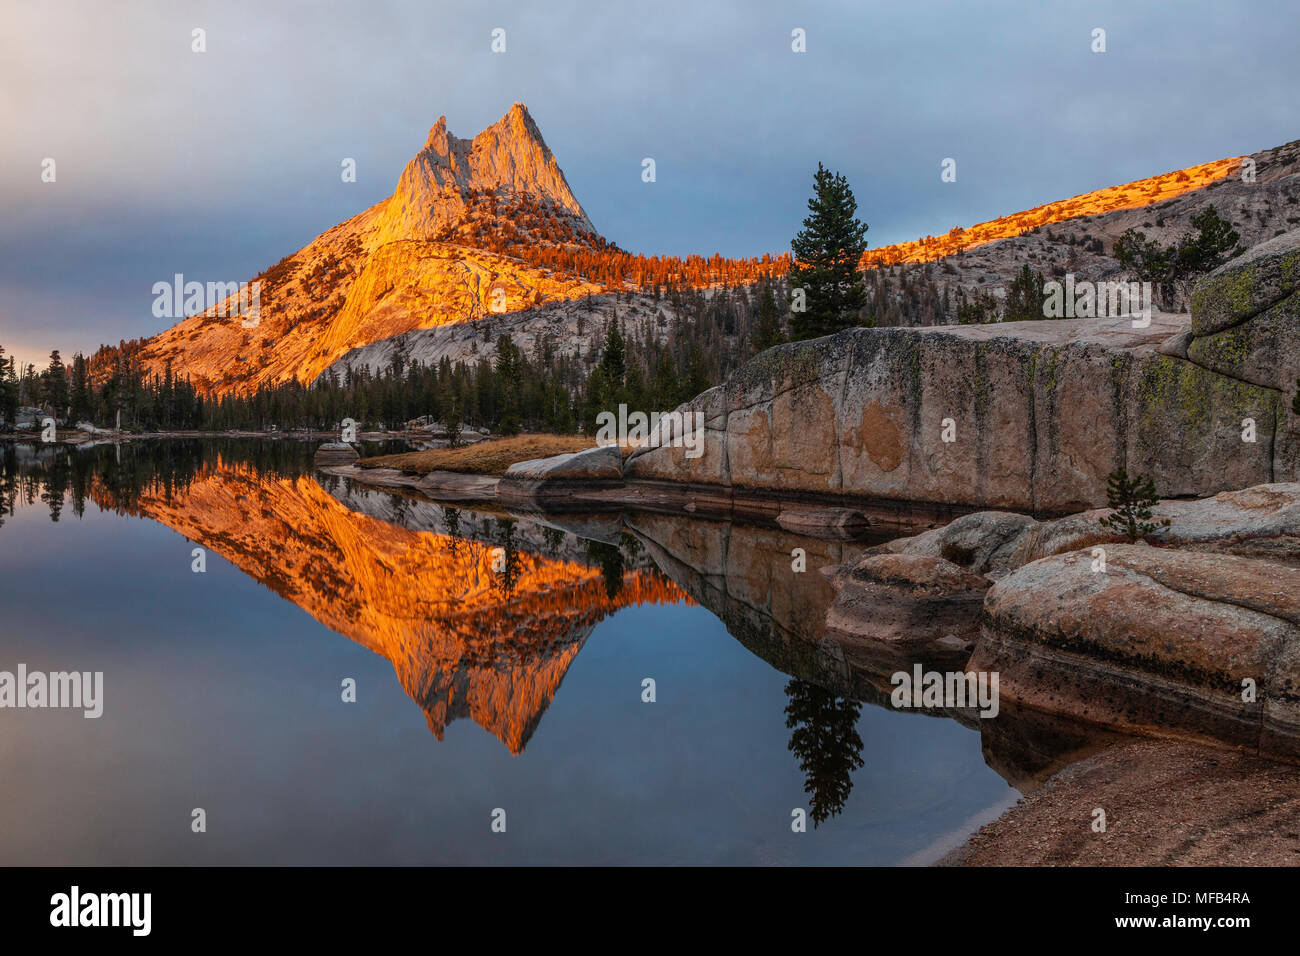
(376, 102), (595, 244)
(423, 115), (452, 152)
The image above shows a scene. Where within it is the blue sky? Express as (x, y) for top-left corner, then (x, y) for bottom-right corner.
(2, 0), (1297, 367)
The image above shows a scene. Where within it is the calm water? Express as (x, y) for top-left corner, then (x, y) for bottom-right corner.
(0, 439), (1019, 865)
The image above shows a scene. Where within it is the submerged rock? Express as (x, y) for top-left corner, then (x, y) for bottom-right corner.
(314, 442), (359, 466)
(824, 553), (990, 661)
(775, 507), (871, 537)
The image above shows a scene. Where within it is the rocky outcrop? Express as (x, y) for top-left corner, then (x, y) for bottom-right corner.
(854, 482), (1300, 574)
(1191, 228), (1300, 335)
(821, 481), (1300, 760)
(972, 545), (1300, 761)
(498, 445), (623, 503)
(821, 511), (1038, 651)
(627, 232), (1300, 511)
(992, 485), (1297, 572)
(821, 486), (1300, 686)
(1189, 228), (1300, 479)
(503, 444), (621, 481)
(867, 510), (1040, 573)
(374, 103), (595, 246)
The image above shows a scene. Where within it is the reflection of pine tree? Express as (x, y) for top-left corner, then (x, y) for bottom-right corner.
(443, 506), (463, 557)
(41, 452), (69, 522)
(492, 519), (522, 599)
(619, 530), (643, 561)
(784, 679), (864, 828)
(584, 539), (625, 599)
(542, 525), (565, 556)
(0, 446), (15, 530)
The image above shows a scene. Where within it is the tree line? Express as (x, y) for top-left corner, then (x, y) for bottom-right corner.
(8, 170), (1254, 436)
(2, 279), (790, 433)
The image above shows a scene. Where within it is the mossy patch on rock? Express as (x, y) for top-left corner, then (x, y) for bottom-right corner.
(1191, 228), (1300, 334)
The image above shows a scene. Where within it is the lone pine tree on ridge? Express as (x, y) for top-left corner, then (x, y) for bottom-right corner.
(788, 163), (869, 341)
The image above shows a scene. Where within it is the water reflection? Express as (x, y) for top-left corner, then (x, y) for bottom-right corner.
(3, 441), (686, 756)
(0, 438), (1107, 838)
(784, 679), (865, 827)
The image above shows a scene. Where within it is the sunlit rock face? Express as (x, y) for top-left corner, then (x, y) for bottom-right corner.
(864, 155), (1244, 267)
(138, 103), (604, 396)
(629, 230), (1300, 511)
(92, 466), (685, 753)
(376, 104), (596, 245)
(137, 105), (1300, 406)
(627, 313), (1279, 510)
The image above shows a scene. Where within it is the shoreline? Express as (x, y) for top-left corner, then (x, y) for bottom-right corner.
(320, 463), (994, 537)
(940, 737), (1300, 865)
(0, 427), (452, 444)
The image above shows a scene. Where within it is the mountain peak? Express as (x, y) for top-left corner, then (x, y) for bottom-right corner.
(487, 101), (541, 144)
(423, 115), (449, 151)
(378, 104), (594, 244)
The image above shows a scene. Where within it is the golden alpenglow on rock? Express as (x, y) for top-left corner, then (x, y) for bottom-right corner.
(138, 104), (607, 396)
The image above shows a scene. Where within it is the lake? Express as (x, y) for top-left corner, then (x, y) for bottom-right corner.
(0, 438), (1021, 865)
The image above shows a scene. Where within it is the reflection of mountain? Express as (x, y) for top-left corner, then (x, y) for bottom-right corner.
(91, 463), (684, 753)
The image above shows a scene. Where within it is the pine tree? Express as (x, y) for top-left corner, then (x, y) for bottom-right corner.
(495, 334), (522, 434)
(598, 322), (627, 389)
(43, 350), (69, 423)
(69, 353), (91, 424)
(0, 346), (17, 426)
(1174, 206), (1242, 277)
(1004, 264), (1046, 322)
(1115, 206), (1242, 309)
(681, 344), (710, 403)
(1101, 468), (1171, 542)
(788, 163), (869, 340)
(751, 282), (786, 353)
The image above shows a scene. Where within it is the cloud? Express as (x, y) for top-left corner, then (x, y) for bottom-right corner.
(1, 0), (1297, 364)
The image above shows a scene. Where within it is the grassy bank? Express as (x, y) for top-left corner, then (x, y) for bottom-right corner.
(358, 434), (595, 476)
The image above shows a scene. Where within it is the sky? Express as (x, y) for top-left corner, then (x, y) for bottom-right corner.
(1, 0), (1297, 368)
